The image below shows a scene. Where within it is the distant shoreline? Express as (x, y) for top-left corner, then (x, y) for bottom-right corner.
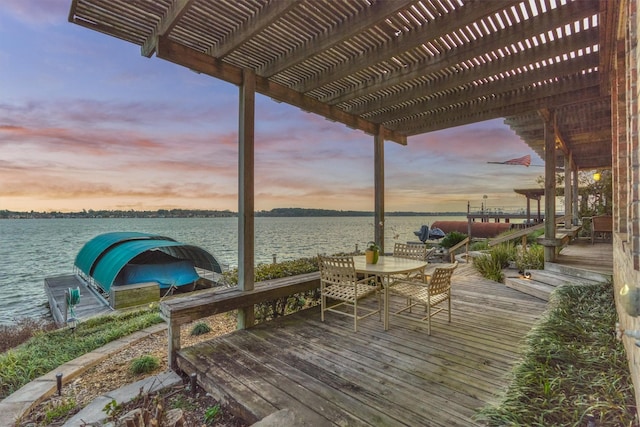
(1, 208), (466, 220)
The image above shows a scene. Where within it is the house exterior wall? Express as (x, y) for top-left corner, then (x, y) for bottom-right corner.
(614, 0), (640, 414)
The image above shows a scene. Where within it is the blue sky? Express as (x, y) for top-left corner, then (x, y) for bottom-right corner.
(0, 0), (543, 213)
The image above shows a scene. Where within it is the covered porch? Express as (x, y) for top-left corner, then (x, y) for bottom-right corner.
(66, 0), (632, 421)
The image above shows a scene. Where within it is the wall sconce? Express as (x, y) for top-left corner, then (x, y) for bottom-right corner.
(593, 172), (601, 182)
(620, 284), (640, 317)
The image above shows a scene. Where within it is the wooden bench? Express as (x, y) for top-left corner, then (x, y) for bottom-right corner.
(160, 272), (320, 369)
(591, 215), (613, 244)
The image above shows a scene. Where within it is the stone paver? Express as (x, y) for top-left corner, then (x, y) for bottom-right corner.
(62, 370), (182, 427)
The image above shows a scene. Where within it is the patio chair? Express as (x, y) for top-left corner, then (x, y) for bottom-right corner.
(591, 215), (612, 244)
(393, 242), (434, 261)
(318, 254), (380, 332)
(389, 261), (458, 335)
(393, 242), (436, 281)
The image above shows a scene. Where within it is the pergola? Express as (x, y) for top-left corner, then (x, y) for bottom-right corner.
(68, 0), (616, 324)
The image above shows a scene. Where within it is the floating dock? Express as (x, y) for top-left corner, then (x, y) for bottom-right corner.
(44, 275), (113, 325)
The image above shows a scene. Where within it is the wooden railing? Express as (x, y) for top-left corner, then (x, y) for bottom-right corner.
(160, 272), (320, 369)
(488, 223), (545, 247)
(448, 237), (470, 263)
(488, 216), (582, 251)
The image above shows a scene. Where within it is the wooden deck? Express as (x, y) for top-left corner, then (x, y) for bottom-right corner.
(554, 237), (613, 276)
(177, 263), (548, 426)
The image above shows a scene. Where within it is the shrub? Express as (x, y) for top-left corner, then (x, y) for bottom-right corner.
(190, 322), (212, 336)
(0, 317), (57, 354)
(440, 231), (467, 249)
(473, 243), (517, 283)
(490, 242), (517, 267)
(129, 355), (160, 375)
(525, 228), (545, 245)
(516, 244), (544, 271)
(222, 257), (321, 323)
(470, 240), (489, 251)
(473, 253), (504, 282)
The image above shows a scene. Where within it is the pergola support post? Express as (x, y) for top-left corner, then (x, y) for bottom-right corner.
(238, 68), (256, 329)
(564, 152), (572, 229)
(374, 126), (385, 253)
(543, 111), (557, 262)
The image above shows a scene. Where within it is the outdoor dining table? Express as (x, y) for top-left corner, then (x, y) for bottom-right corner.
(353, 255), (428, 331)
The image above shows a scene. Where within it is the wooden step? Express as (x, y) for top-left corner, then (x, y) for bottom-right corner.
(503, 277), (555, 301)
(544, 262), (612, 283)
(522, 270), (602, 288)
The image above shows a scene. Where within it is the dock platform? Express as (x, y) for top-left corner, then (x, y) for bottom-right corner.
(44, 275), (113, 325)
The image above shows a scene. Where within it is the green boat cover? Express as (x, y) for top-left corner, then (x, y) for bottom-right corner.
(74, 232), (222, 292)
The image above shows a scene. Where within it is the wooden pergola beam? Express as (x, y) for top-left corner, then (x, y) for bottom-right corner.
(156, 36), (407, 145)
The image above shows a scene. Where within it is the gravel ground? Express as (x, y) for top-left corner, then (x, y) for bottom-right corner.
(17, 313), (247, 426)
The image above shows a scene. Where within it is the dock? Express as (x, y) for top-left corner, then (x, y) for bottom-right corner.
(44, 275), (113, 325)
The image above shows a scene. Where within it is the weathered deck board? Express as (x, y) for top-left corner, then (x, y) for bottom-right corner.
(178, 266), (549, 426)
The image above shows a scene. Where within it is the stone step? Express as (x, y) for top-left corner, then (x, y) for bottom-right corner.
(544, 262), (612, 283)
(504, 277), (555, 302)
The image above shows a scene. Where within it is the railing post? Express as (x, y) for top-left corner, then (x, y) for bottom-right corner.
(168, 319), (181, 371)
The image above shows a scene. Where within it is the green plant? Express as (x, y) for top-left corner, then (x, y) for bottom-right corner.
(525, 228), (545, 245)
(204, 404), (221, 424)
(43, 398), (77, 424)
(366, 241), (380, 251)
(472, 243), (517, 282)
(490, 242), (517, 267)
(103, 399), (122, 418)
(129, 355), (160, 375)
(472, 253), (504, 282)
(470, 240), (489, 251)
(440, 231), (467, 249)
(516, 244), (544, 271)
(170, 394), (197, 411)
(190, 321), (212, 336)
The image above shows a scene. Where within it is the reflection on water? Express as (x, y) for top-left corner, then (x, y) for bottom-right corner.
(0, 216), (461, 324)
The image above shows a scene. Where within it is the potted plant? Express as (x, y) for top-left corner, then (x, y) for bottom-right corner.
(365, 241), (380, 264)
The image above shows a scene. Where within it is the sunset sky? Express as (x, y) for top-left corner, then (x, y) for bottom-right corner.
(0, 0), (544, 214)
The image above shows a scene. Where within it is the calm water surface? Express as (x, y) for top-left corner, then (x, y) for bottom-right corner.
(0, 216), (460, 324)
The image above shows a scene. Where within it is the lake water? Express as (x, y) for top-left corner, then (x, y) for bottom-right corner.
(0, 215), (462, 325)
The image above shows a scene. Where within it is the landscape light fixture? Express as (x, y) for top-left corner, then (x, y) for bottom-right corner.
(56, 373), (63, 395)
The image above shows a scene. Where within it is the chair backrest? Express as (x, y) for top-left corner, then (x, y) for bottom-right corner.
(394, 243), (429, 261)
(318, 255), (357, 286)
(592, 215), (612, 232)
(429, 261), (458, 295)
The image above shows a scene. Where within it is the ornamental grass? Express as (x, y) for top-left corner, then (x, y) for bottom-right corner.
(476, 283), (636, 426)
